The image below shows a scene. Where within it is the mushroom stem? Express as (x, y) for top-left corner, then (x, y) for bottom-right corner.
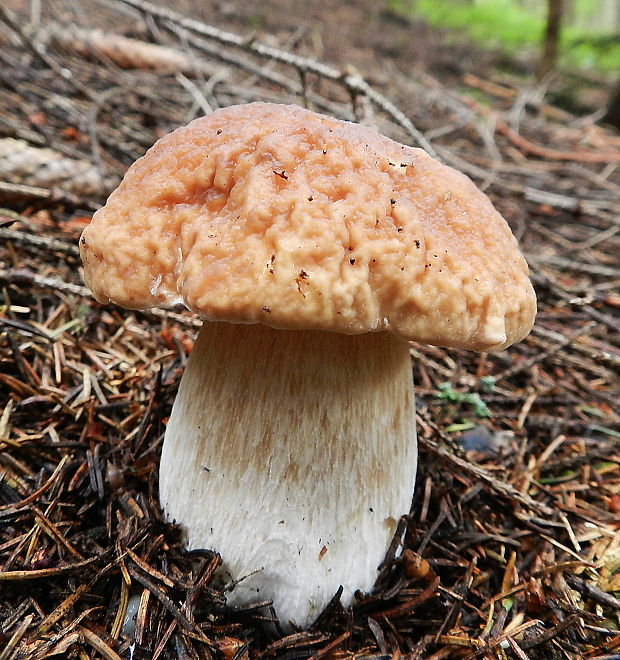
(160, 321), (417, 628)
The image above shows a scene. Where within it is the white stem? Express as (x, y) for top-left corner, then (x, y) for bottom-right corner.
(160, 322), (417, 628)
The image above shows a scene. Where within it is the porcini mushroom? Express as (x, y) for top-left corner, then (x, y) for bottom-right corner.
(80, 103), (536, 628)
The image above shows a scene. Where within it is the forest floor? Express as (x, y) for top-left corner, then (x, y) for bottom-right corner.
(0, 1), (619, 659)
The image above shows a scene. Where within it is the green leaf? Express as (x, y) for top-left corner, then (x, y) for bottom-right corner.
(590, 425), (620, 439)
(445, 421), (476, 433)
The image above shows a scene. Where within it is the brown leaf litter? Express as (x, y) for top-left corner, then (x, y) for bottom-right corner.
(0, 0), (619, 658)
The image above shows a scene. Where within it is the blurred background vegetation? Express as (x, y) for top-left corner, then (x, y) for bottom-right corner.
(387, 0), (620, 75)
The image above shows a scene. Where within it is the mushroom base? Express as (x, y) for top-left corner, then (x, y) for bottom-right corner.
(159, 322), (417, 628)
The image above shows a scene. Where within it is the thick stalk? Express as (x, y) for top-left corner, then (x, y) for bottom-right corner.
(160, 322), (417, 627)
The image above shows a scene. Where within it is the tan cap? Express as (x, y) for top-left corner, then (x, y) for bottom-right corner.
(80, 102), (535, 351)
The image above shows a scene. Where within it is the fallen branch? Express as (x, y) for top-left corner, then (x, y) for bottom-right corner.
(44, 23), (217, 77)
(0, 138), (109, 196)
(116, 0), (437, 156)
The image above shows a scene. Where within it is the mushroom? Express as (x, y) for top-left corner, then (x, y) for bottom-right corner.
(80, 103), (536, 628)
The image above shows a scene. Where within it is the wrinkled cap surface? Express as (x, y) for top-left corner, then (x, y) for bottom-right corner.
(80, 102), (536, 350)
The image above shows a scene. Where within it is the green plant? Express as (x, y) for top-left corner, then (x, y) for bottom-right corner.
(389, 0), (620, 74)
(436, 382), (490, 418)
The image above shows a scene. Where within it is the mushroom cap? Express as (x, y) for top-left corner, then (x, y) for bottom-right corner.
(80, 102), (535, 350)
